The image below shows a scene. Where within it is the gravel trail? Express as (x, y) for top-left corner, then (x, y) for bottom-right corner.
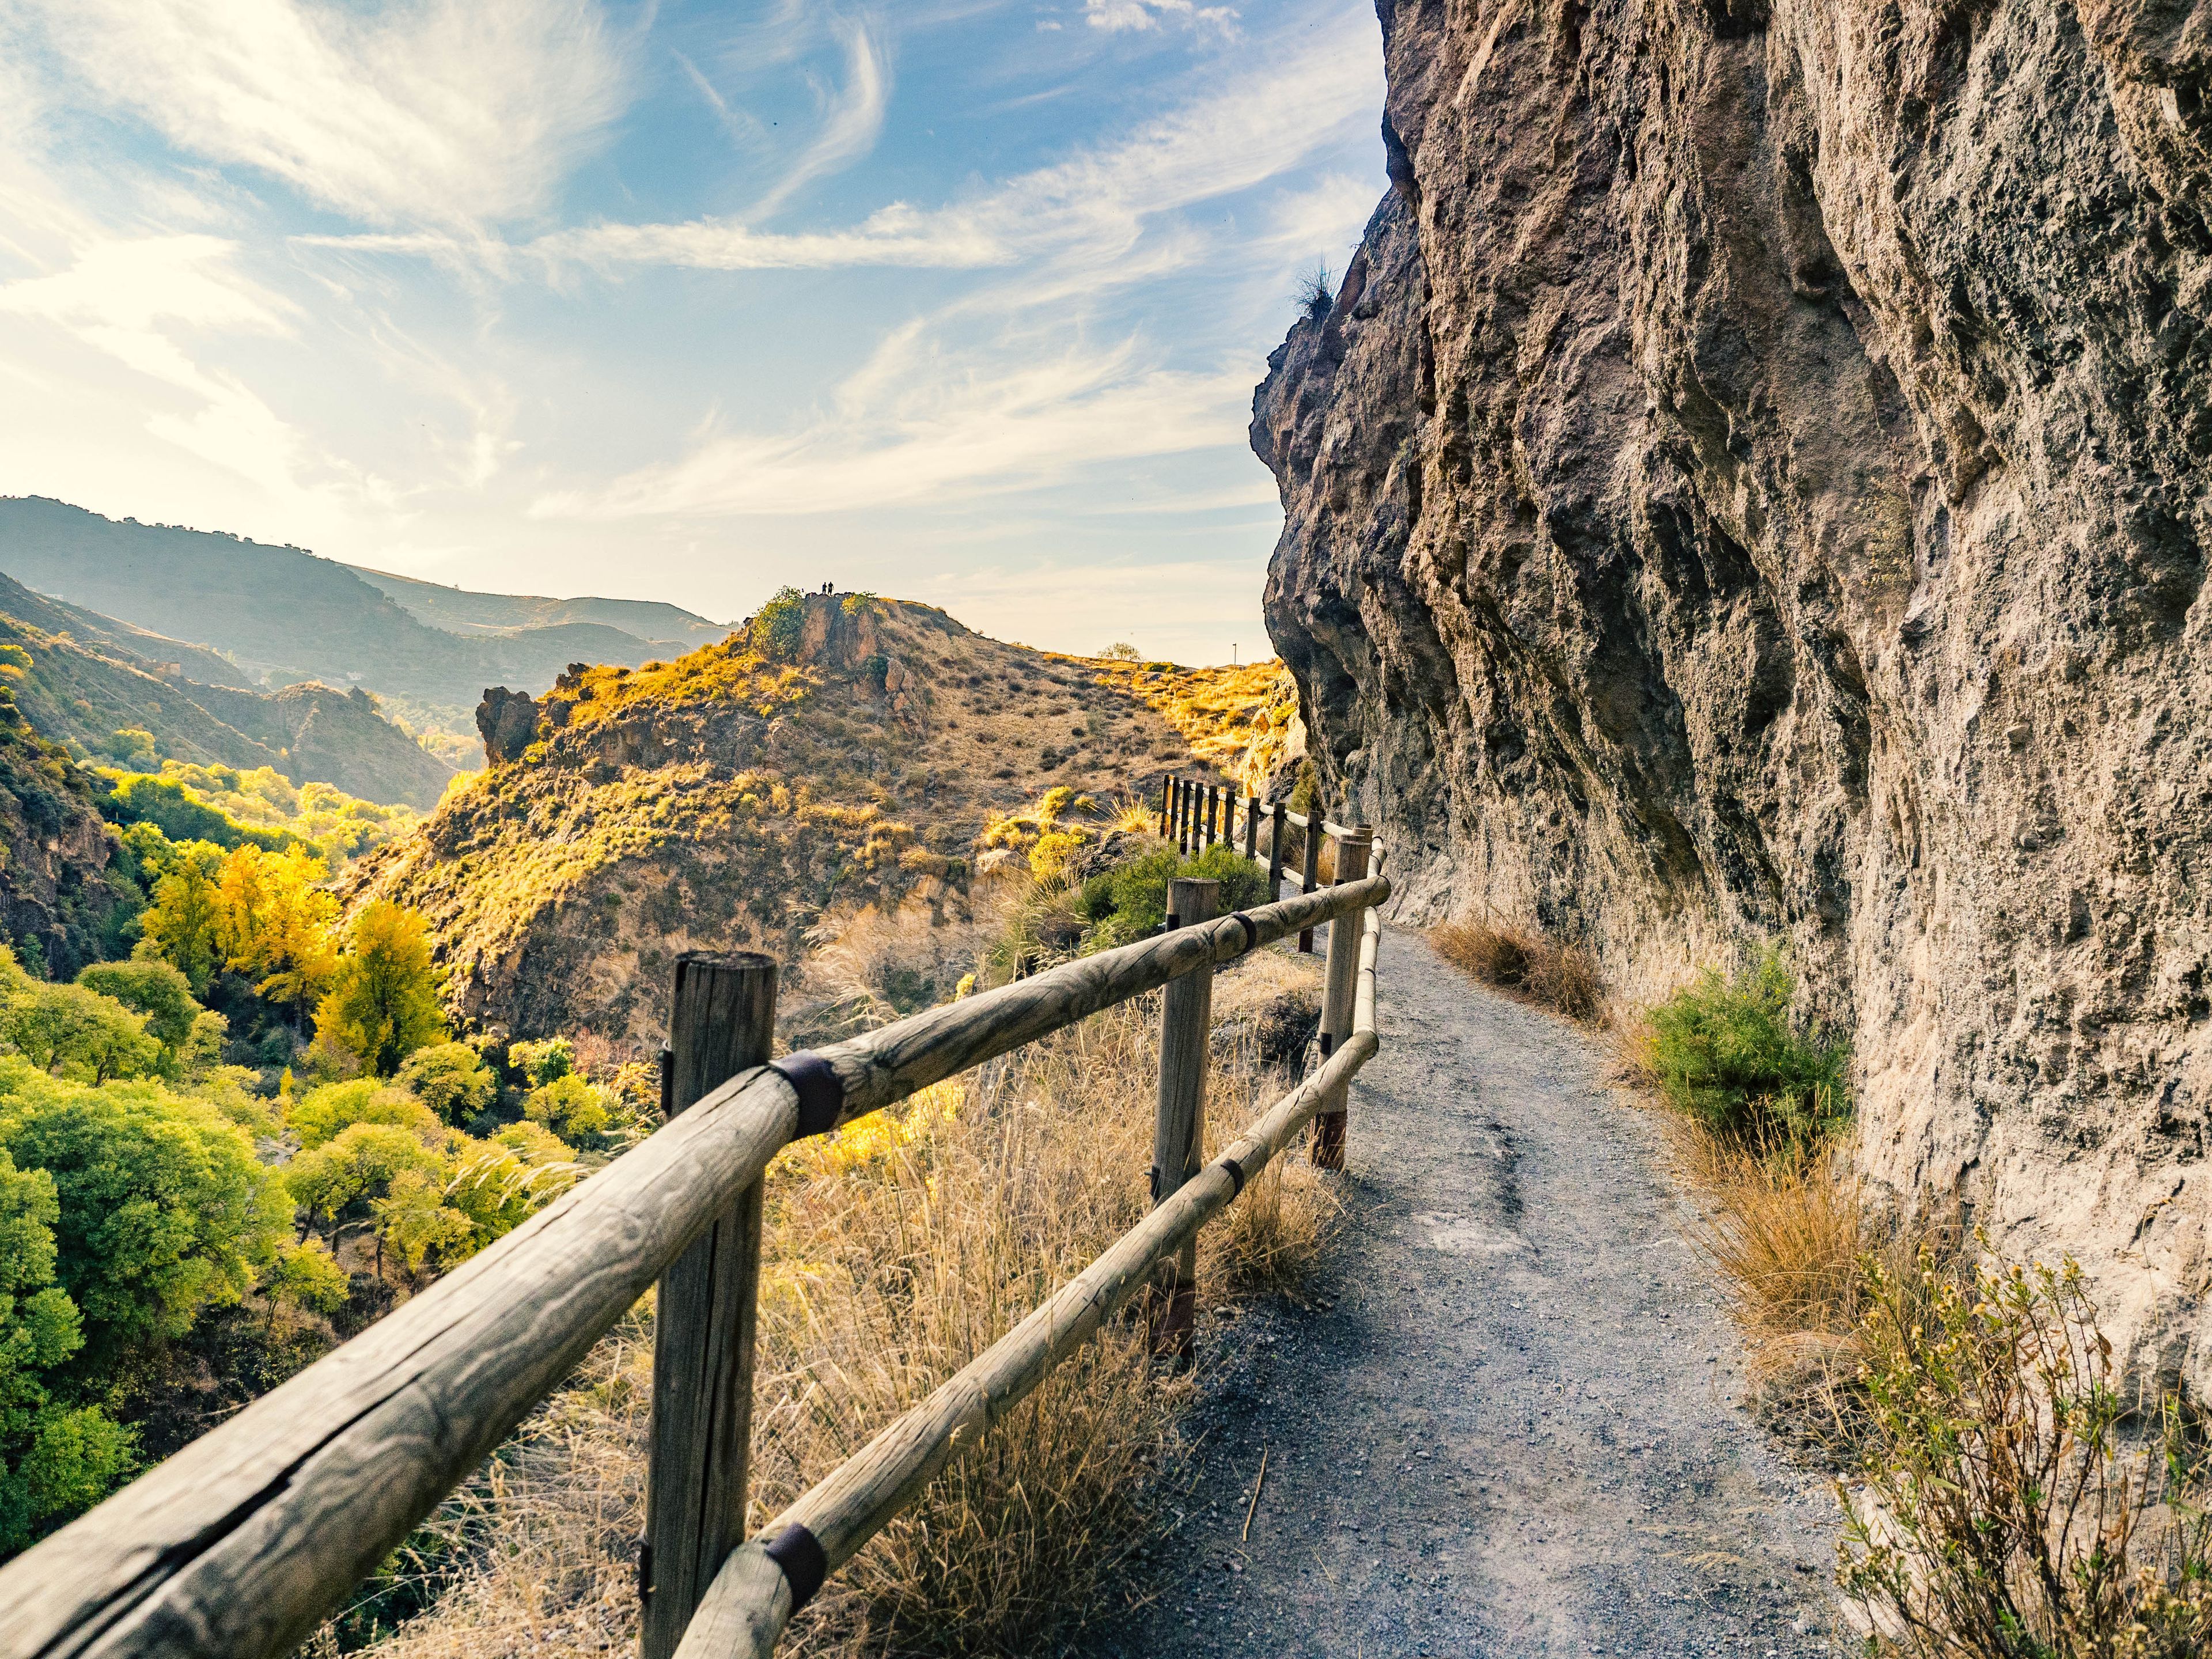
(1086, 926), (1840, 1658)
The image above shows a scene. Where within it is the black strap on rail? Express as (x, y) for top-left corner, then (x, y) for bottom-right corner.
(1221, 1156), (1247, 1198)
(1229, 912), (1259, 953)
(764, 1522), (828, 1611)
(771, 1051), (845, 1138)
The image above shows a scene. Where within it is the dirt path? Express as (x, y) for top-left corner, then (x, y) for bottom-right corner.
(1086, 926), (1839, 1657)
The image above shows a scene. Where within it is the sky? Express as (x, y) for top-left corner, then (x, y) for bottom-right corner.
(0, 0), (1389, 665)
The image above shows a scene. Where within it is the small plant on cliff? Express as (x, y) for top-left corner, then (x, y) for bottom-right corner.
(1839, 1244), (2212, 1657)
(1296, 261), (1335, 319)
(1645, 948), (1848, 1147)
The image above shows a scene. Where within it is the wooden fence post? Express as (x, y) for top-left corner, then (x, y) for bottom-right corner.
(1205, 784), (1219, 849)
(1244, 789), (1259, 863)
(1157, 773), (1170, 837)
(1268, 801), (1287, 902)
(1175, 779), (1190, 854)
(1310, 830), (1372, 1170)
(1297, 812), (1325, 953)
(1151, 876), (1217, 1360)
(641, 953), (777, 1659)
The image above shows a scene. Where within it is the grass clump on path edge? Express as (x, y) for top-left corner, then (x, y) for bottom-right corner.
(350, 963), (1336, 1659)
(1431, 916), (1605, 1022)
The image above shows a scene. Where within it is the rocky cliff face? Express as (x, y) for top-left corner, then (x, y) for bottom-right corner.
(1257, 0), (2212, 1384)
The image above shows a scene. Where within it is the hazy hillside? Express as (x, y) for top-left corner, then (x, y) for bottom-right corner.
(347, 566), (728, 650)
(0, 573), (454, 809)
(346, 592), (1237, 1046)
(0, 498), (707, 711)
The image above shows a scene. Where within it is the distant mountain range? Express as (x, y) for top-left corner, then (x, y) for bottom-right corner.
(0, 498), (732, 715)
(0, 569), (454, 809)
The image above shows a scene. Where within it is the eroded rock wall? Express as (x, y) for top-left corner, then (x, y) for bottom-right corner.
(1257, 0), (2212, 1384)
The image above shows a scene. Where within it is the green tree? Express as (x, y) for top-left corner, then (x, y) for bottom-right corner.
(136, 856), (224, 994)
(521, 1074), (609, 1146)
(283, 1080), (441, 1150)
(283, 1122), (438, 1240)
(0, 1065), (290, 1372)
(314, 902), (445, 1077)
(259, 1240), (349, 1323)
(0, 1146), (137, 1552)
(507, 1035), (574, 1086)
(74, 961), (200, 1054)
(394, 1043), (495, 1124)
(0, 983), (162, 1083)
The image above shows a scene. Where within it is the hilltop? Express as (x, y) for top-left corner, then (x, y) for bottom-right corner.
(0, 571), (453, 809)
(346, 592), (1256, 1046)
(346, 566), (726, 651)
(0, 498), (727, 724)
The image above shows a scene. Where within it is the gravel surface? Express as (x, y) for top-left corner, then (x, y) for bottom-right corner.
(1084, 926), (1841, 1658)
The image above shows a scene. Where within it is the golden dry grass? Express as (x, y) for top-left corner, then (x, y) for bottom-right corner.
(1431, 918), (1605, 1024)
(355, 953), (1337, 1659)
(1640, 1094), (1953, 1455)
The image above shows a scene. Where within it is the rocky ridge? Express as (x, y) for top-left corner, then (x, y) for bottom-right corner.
(1256, 0), (2212, 1386)
(346, 595), (1234, 1048)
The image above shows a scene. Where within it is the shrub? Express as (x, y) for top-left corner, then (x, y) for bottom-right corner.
(1645, 948), (1847, 1145)
(749, 586), (807, 661)
(1840, 1246), (2212, 1655)
(1077, 840), (1268, 949)
(0, 980), (162, 1082)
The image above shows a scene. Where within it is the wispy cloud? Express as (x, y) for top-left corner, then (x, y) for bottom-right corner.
(749, 17), (893, 218)
(13, 0), (632, 229)
(536, 331), (1253, 518)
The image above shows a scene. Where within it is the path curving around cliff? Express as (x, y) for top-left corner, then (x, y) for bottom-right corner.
(1088, 926), (1839, 1658)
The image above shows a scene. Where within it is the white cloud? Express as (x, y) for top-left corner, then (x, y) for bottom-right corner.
(1085, 0), (1238, 35)
(15, 0), (632, 229)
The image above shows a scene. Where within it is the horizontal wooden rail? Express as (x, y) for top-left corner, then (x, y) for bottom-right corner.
(0, 873), (1389, 1659)
(676, 904), (1389, 1658)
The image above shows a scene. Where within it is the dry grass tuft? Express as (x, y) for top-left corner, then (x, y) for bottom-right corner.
(1659, 1122), (1952, 1453)
(357, 953), (1338, 1659)
(1432, 918), (1606, 1024)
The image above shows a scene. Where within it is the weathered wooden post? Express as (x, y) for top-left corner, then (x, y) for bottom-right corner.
(1268, 801), (1287, 901)
(1244, 788), (1260, 863)
(1150, 876), (1217, 1360)
(641, 953), (777, 1659)
(1175, 779), (1190, 854)
(1205, 783), (1219, 849)
(1157, 773), (1171, 837)
(1310, 829), (1372, 1170)
(1297, 810), (1325, 952)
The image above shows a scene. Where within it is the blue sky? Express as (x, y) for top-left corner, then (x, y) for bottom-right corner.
(0, 0), (1387, 663)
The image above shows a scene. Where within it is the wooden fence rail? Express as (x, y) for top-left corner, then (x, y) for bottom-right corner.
(0, 779), (1386, 1659)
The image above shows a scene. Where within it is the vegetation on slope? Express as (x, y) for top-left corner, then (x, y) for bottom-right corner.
(1080, 654), (1301, 792)
(348, 592), (1244, 1047)
(0, 573), (455, 809)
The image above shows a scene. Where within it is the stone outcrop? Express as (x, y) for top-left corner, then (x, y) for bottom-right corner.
(1256, 0), (2212, 1386)
(475, 688), (540, 766)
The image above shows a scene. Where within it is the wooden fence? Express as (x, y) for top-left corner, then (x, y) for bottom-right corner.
(0, 778), (1387, 1659)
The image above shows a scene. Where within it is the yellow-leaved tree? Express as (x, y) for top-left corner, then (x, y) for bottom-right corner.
(314, 902), (445, 1077)
(215, 846), (340, 1028)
